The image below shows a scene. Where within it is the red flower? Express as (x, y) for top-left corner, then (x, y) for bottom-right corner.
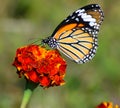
(97, 102), (119, 108)
(13, 45), (67, 88)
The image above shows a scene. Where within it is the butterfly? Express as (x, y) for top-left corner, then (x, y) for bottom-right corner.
(42, 4), (104, 64)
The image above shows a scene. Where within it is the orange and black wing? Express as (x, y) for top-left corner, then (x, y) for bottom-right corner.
(52, 4), (104, 39)
(42, 4), (104, 64)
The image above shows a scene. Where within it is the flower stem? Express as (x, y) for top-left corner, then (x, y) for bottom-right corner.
(20, 80), (38, 108)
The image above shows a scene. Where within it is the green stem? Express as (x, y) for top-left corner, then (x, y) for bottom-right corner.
(20, 80), (38, 108)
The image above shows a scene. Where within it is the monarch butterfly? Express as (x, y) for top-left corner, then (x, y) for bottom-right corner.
(42, 4), (104, 64)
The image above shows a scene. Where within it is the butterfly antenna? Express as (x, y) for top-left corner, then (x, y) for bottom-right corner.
(28, 38), (43, 45)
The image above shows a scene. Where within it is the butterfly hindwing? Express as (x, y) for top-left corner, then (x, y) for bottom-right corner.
(56, 27), (97, 64)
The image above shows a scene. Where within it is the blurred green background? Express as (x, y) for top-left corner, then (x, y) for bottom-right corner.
(0, 0), (120, 108)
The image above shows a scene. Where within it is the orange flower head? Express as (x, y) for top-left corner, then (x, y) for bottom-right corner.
(12, 45), (67, 88)
(97, 102), (119, 108)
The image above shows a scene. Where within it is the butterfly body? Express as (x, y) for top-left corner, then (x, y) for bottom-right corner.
(42, 4), (104, 64)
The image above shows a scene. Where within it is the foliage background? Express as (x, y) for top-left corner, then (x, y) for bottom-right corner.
(0, 0), (120, 108)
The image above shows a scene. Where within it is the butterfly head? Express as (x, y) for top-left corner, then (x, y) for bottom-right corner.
(42, 37), (58, 49)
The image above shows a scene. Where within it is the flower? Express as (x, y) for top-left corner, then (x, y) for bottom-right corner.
(97, 102), (119, 108)
(13, 45), (67, 88)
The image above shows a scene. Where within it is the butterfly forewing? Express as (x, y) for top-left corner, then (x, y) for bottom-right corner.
(52, 4), (104, 37)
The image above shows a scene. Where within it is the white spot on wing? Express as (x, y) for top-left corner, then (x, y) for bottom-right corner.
(75, 9), (85, 13)
(89, 22), (95, 26)
(81, 13), (91, 18)
(75, 18), (79, 22)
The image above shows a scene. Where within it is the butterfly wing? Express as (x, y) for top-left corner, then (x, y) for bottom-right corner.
(43, 4), (104, 64)
(56, 28), (97, 64)
(52, 4), (104, 38)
